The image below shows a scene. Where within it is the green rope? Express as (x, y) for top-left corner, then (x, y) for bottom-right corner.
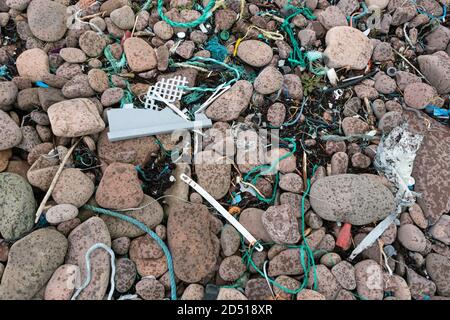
(174, 56), (241, 92)
(157, 0), (216, 28)
(103, 45), (127, 75)
(205, 36), (229, 62)
(242, 138), (296, 204)
(82, 205), (177, 300)
(141, 0), (152, 11)
(239, 165), (320, 296)
(279, 6), (318, 71)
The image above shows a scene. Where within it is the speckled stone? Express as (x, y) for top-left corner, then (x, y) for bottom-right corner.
(47, 98), (105, 137)
(297, 289), (326, 300)
(239, 208), (273, 243)
(217, 287), (248, 300)
(181, 284), (205, 300)
(262, 204), (300, 244)
(220, 224), (240, 257)
(79, 31), (106, 57)
(52, 168), (95, 208)
(324, 26), (373, 70)
(331, 261), (357, 290)
(114, 258), (136, 293)
(46, 204), (79, 225)
(0, 110), (22, 150)
(342, 117), (370, 136)
(331, 151), (349, 175)
(61, 74), (96, 98)
(59, 48), (87, 64)
(0, 173), (35, 240)
(65, 217), (111, 300)
(219, 255), (246, 282)
(268, 248), (306, 277)
(0, 149), (11, 172)
(44, 264), (79, 300)
(267, 102), (286, 127)
(253, 66), (284, 95)
(0, 228), (68, 299)
(404, 82), (438, 109)
(17, 49), (49, 81)
(426, 253), (450, 297)
(0, 81), (18, 108)
(397, 224), (427, 252)
(205, 80), (253, 121)
(194, 150), (231, 200)
(236, 40), (273, 67)
(405, 111), (450, 225)
(88, 69), (109, 93)
(111, 237), (131, 255)
(167, 202), (218, 283)
(136, 278), (165, 300)
(406, 268), (436, 300)
(27, 0), (67, 42)
(310, 174), (395, 225)
(355, 259), (384, 300)
(273, 275), (300, 300)
(97, 128), (159, 166)
(101, 87), (124, 106)
(245, 278), (273, 300)
(101, 195), (163, 239)
(124, 37), (157, 72)
(95, 162), (144, 210)
(308, 264), (342, 299)
(266, 148), (297, 173)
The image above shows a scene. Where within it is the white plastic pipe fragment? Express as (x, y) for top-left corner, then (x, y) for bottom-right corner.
(349, 212), (397, 260)
(179, 173), (264, 252)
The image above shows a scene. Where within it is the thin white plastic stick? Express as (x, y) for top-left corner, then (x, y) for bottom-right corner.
(180, 173), (264, 252)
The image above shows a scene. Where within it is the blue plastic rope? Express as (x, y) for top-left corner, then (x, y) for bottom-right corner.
(82, 205), (178, 300)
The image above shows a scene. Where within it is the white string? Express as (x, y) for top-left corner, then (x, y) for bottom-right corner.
(71, 243), (116, 300)
(263, 260), (276, 298)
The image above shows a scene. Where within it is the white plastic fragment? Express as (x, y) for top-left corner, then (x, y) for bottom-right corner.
(350, 124), (424, 261)
(180, 173), (264, 252)
(326, 68), (338, 86)
(199, 23), (208, 33)
(349, 212), (397, 260)
(374, 123), (424, 207)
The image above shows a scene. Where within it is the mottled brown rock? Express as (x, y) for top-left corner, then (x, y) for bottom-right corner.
(114, 258), (136, 293)
(124, 37), (157, 72)
(194, 150), (231, 200)
(44, 264), (79, 300)
(0, 110), (22, 150)
(262, 204), (300, 244)
(404, 111), (450, 224)
(65, 217), (111, 300)
(355, 259), (384, 300)
(47, 98), (105, 137)
(268, 248), (306, 277)
(331, 261), (356, 290)
(167, 202), (218, 283)
(95, 162), (144, 210)
(27, 0), (67, 42)
(426, 253), (450, 297)
(52, 168), (94, 208)
(236, 40), (273, 67)
(310, 174), (395, 225)
(0, 228), (67, 300)
(205, 80), (253, 121)
(239, 208), (273, 243)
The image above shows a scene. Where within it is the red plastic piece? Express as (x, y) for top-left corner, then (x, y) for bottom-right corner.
(121, 31), (132, 47)
(336, 223), (352, 250)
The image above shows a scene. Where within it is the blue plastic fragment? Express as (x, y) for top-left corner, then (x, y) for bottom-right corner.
(231, 194), (242, 205)
(425, 104), (449, 119)
(35, 81), (49, 88)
